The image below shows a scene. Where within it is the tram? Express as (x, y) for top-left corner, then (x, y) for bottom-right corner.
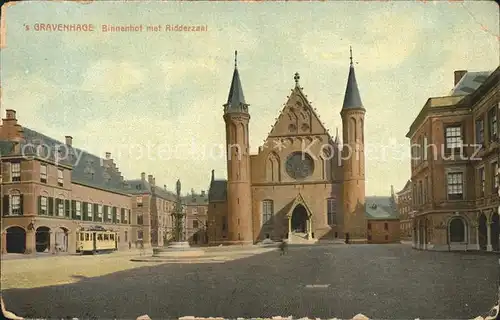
(76, 227), (118, 254)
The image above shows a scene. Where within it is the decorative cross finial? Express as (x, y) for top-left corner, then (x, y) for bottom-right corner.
(294, 72), (300, 87)
(234, 50), (238, 68)
(349, 46), (353, 65)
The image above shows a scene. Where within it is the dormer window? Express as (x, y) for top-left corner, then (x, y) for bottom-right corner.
(40, 163), (47, 183)
(371, 203), (377, 209)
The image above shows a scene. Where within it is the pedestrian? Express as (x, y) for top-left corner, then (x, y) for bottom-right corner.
(128, 241), (131, 250)
(345, 232), (350, 244)
(279, 238), (288, 256)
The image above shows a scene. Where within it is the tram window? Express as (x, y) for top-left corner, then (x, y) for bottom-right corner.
(79, 233), (84, 241)
(104, 234), (109, 240)
(85, 233), (90, 241)
(110, 234), (114, 241)
(98, 234), (103, 241)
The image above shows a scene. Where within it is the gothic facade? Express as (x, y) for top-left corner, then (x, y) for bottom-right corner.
(207, 51), (398, 245)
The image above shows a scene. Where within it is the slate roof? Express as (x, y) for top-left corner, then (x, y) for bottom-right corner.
(365, 196), (399, 221)
(0, 127), (130, 194)
(450, 71), (492, 96)
(182, 193), (209, 206)
(342, 63), (364, 110)
(208, 180), (228, 202)
(224, 52), (249, 114)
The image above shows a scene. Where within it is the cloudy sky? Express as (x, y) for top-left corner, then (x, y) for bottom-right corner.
(1, 1), (498, 196)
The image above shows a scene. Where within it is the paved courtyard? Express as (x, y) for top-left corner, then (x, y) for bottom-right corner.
(2, 244), (499, 319)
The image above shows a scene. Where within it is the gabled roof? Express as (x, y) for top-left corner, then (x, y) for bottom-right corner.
(285, 193), (313, 218)
(396, 180), (412, 195)
(365, 196), (399, 220)
(265, 83), (335, 144)
(449, 71), (492, 96)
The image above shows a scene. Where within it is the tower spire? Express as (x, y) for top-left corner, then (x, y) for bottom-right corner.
(342, 46), (364, 110)
(224, 51), (248, 114)
(349, 46), (353, 65)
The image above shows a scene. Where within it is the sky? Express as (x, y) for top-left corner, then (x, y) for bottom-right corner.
(1, 0), (499, 196)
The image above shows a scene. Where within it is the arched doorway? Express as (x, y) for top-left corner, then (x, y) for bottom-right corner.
(6, 227), (26, 253)
(449, 218), (466, 243)
(478, 213), (487, 250)
(491, 213), (499, 251)
(35, 226), (50, 253)
(54, 227), (69, 252)
(291, 204), (308, 233)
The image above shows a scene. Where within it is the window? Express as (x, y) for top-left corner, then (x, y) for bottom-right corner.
(384, 223), (388, 231)
(193, 220), (199, 229)
(121, 208), (125, 222)
(327, 198), (337, 225)
(478, 167), (485, 197)
(493, 162), (499, 192)
(40, 164), (47, 183)
(124, 231), (128, 242)
(57, 199), (64, 216)
(136, 196), (143, 207)
(40, 196), (48, 215)
(262, 200), (273, 224)
(445, 126), (462, 150)
(137, 230), (143, 240)
(76, 201), (81, 217)
(367, 223), (371, 230)
(11, 162), (20, 182)
(222, 216), (227, 231)
(57, 169), (64, 186)
(418, 181), (423, 205)
(88, 203), (93, 221)
(489, 107), (498, 141)
(98, 205), (103, 220)
(8, 194), (22, 215)
(447, 172), (464, 200)
(137, 214), (144, 225)
(385, 235), (389, 241)
(476, 118), (484, 145)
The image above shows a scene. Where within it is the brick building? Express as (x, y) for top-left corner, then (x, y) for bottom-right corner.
(0, 110), (137, 254)
(396, 181), (413, 240)
(208, 50), (399, 245)
(125, 173), (176, 248)
(406, 67), (499, 251)
(183, 189), (209, 245)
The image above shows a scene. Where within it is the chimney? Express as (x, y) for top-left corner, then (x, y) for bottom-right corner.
(164, 184), (167, 191)
(5, 109), (16, 120)
(211, 169), (215, 182)
(148, 174), (153, 184)
(141, 172), (146, 181)
(454, 70), (467, 86)
(65, 136), (73, 146)
(152, 177), (156, 186)
(201, 190), (206, 197)
(105, 152), (111, 159)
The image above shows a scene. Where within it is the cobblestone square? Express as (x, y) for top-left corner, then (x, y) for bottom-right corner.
(2, 244), (499, 319)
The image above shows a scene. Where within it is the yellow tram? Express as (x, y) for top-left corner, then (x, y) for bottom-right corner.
(76, 227), (118, 254)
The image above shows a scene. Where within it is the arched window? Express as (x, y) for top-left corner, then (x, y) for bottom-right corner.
(327, 198), (337, 225)
(5, 189), (23, 216)
(449, 218), (466, 242)
(262, 200), (273, 225)
(349, 118), (356, 143)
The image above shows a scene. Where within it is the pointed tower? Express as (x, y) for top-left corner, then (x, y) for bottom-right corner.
(340, 46), (367, 241)
(223, 51), (253, 244)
